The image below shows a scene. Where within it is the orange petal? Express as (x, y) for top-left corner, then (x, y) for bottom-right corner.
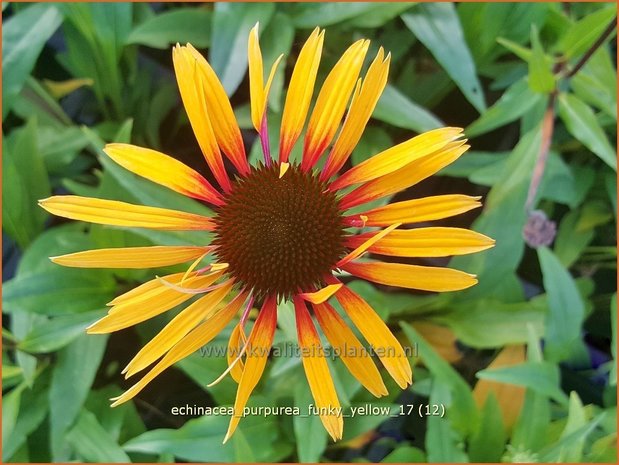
(172, 45), (231, 190)
(294, 297), (343, 441)
(299, 283), (342, 304)
(337, 223), (400, 267)
(355, 194), (482, 226)
(312, 301), (388, 397)
(38, 196), (215, 230)
(301, 39), (370, 170)
(123, 279), (234, 377)
(279, 27), (324, 163)
(473, 344), (526, 430)
(321, 48), (390, 180)
(88, 270), (224, 333)
(224, 296), (278, 443)
(51, 246), (211, 269)
(227, 323), (247, 383)
(103, 143), (223, 205)
(340, 141), (469, 210)
(346, 227), (495, 258)
(183, 44), (249, 176)
(342, 261), (477, 292)
(248, 23), (283, 132)
(330, 127), (464, 191)
(110, 290), (248, 407)
(333, 283), (412, 389)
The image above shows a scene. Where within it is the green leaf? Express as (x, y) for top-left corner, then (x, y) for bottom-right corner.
(293, 382), (328, 462)
(425, 382), (469, 462)
(3, 268), (115, 316)
(123, 409), (289, 462)
(557, 5), (617, 59)
(556, 392), (588, 462)
(2, 384), (24, 451)
(17, 310), (105, 353)
(2, 365), (22, 380)
(2, 118), (51, 249)
(66, 410), (131, 463)
(342, 3), (416, 28)
(290, 2), (380, 27)
(554, 208), (596, 267)
(127, 7), (212, 49)
(259, 12), (295, 113)
(373, 84), (443, 133)
(528, 26), (555, 93)
(49, 333), (109, 460)
(539, 414), (605, 462)
(210, 2), (275, 96)
(538, 246), (587, 362)
(2, 375), (49, 461)
(2, 3), (63, 118)
(611, 294), (617, 386)
(400, 322), (477, 436)
(468, 394), (506, 462)
(438, 298), (545, 348)
(402, 3), (486, 112)
(450, 126), (542, 299)
(476, 361), (569, 405)
(382, 445), (426, 462)
(466, 78), (545, 137)
(558, 92), (617, 170)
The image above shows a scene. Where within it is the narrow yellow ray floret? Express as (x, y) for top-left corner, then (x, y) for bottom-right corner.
(321, 48), (390, 180)
(39, 196), (215, 230)
(347, 227), (495, 257)
(357, 194), (482, 226)
(294, 297), (343, 441)
(248, 22), (284, 132)
(51, 245), (211, 269)
(279, 27), (324, 163)
(104, 144), (223, 205)
(330, 127), (464, 190)
(301, 39), (370, 170)
(342, 261), (478, 292)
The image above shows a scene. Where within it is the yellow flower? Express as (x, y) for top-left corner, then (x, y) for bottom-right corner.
(39, 24), (494, 443)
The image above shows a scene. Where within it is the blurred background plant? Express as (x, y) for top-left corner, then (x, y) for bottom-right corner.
(2, 2), (617, 463)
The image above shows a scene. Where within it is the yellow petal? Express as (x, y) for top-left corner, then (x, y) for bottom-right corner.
(103, 144), (223, 205)
(51, 246), (210, 269)
(172, 45), (231, 190)
(342, 261), (477, 292)
(39, 196), (215, 231)
(110, 290), (248, 407)
(355, 194), (482, 226)
(227, 323), (246, 383)
(279, 27), (324, 163)
(312, 301), (388, 398)
(321, 49), (390, 180)
(473, 344), (526, 430)
(337, 223), (400, 267)
(333, 283), (412, 388)
(89, 271), (223, 333)
(294, 297), (343, 441)
(224, 296), (278, 443)
(299, 283), (342, 304)
(346, 227), (495, 258)
(123, 279), (235, 377)
(413, 322), (462, 364)
(248, 23), (283, 132)
(301, 39), (370, 170)
(184, 44), (249, 175)
(331, 127), (464, 190)
(340, 141), (469, 210)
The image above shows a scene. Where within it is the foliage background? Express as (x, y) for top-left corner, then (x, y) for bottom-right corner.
(2, 1), (617, 463)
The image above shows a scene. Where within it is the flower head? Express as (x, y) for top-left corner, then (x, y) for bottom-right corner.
(39, 24), (494, 442)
